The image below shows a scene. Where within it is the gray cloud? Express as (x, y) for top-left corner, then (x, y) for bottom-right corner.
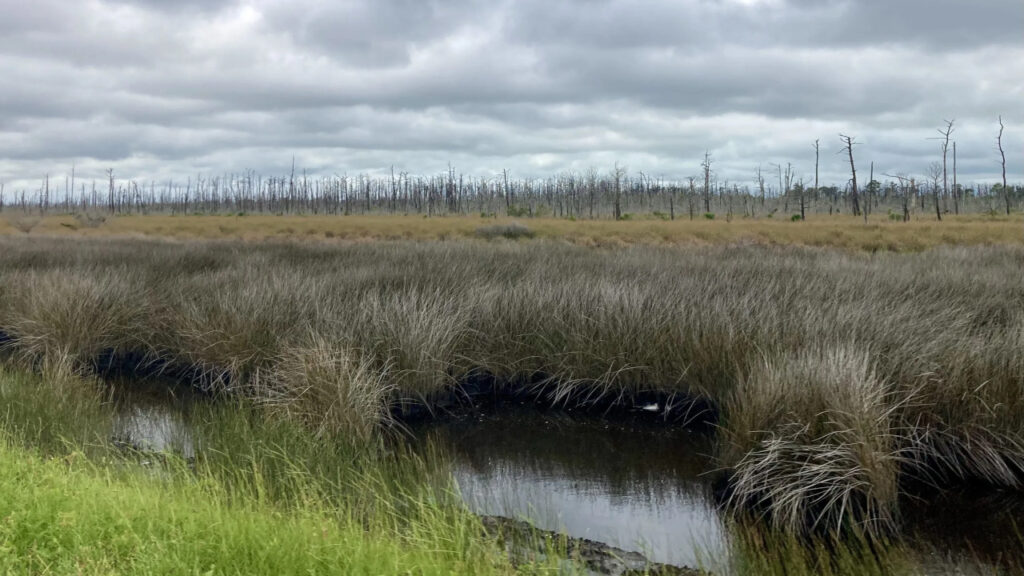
(0, 0), (1021, 191)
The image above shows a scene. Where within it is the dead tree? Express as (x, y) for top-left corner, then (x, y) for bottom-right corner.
(868, 161), (874, 215)
(813, 139), (820, 214)
(755, 166), (766, 211)
(701, 152), (712, 213)
(798, 178), (806, 221)
(503, 169), (511, 214)
(886, 173), (914, 222)
(613, 163), (625, 220)
(687, 177), (696, 220)
(998, 116), (1009, 215)
(937, 119), (955, 214)
(839, 134), (861, 218)
(928, 162), (943, 221)
(952, 142), (958, 213)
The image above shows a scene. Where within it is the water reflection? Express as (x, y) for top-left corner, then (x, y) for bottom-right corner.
(106, 386), (1024, 573)
(411, 407), (726, 567)
(109, 382), (196, 458)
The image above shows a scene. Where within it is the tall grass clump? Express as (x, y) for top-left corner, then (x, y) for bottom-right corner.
(0, 268), (148, 370)
(721, 348), (900, 535)
(262, 335), (395, 442)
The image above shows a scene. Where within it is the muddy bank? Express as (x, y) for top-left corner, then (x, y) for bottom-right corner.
(481, 515), (704, 576)
(393, 372), (718, 429)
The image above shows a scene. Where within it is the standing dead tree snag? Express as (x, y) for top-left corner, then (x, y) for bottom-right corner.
(813, 139), (820, 218)
(998, 116), (1009, 215)
(702, 152), (713, 214)
(928, 162), (943, 221)
(937, 119), (956, 214)
(839, 134), (861, 219)
(613, 163), (625, 221)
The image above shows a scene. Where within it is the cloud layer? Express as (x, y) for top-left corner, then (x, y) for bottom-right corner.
(1, 0), (1022, 190)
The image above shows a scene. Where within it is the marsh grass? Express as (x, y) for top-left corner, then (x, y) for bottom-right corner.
(0, 235), (1022, 535)
(719, 525), (923, 576)
(5, 213), (1024, 251)
(476, 222), (536, 240)
(721, 348), (901, 535)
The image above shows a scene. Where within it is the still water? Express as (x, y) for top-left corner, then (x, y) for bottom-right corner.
(409, 407), (725, 567)
(111, 386), (1024, 573)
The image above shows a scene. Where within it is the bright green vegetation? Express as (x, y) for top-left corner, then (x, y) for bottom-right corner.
(0, 442), (511, 576)
(0, 235), (1022, 544)
(0, 367), (552, 575)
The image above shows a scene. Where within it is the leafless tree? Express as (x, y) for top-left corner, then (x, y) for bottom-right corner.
(613, 163), (625, 220)
(885, 172), (914, 222)
(687, 176), (696, 220)
(946, 142), (954, 214)
(934, 119), (955, 215)
(839, 134), (861, 218)
(928, 162), (943, 221)
(755, 165), (766, 210)
(998, 116), (1009, 215)
(701, 151), (712, 213)
(813, 139), (820, 209)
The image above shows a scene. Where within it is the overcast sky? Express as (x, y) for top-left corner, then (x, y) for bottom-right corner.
(1, 0), (1022, 191)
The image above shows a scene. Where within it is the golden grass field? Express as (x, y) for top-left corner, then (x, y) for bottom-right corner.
(2, 212), (1023, 251)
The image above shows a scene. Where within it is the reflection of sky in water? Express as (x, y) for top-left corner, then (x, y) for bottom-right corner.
(112, 387), (195, 458)
(453, 462), (725, 567)
(417, 410), (726, 567)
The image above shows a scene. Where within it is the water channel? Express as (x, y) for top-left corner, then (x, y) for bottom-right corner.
(111, 384), (1024, 573)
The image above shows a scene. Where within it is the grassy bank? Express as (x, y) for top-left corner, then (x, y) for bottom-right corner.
(0, 442), (517, 575)
(0, 235), (1022, 538)
(0, 366), (564, 575)
(3, 212), (1024, 251)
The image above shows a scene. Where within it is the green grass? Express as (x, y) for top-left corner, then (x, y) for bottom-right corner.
(0, 367), (573, 576)
(0, 438), (528, 576)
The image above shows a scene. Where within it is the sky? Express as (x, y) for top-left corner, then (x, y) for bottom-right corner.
(1, 0), (1022, 192)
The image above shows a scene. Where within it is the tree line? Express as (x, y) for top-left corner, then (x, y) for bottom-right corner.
(1, 125), (1018, 220)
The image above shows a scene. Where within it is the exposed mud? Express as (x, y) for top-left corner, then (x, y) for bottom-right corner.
(480, 515), (704, 576)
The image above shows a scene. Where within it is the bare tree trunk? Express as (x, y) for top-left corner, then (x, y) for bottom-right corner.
(503, 169), (511, 215)
(813, 140), (819, 218)
(938, 119), (955, 215)
(687, 177), (696, 220)
(613, 163), (624, 221)
(868, 161), (874, 219)
(998, 116), (1009, 215)
(952, 141), (958, 214)
(702, 152), (712, 214)
(839, 134), (860, 217)
(927, 162), (943, 221)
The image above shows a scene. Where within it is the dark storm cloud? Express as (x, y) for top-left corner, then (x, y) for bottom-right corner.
(0, 0), (1021, 189)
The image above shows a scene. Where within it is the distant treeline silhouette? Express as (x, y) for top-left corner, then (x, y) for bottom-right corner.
(3, 164), (1021, 219)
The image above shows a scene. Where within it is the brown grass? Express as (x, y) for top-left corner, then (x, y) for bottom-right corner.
(1, 213), (1022, 251)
